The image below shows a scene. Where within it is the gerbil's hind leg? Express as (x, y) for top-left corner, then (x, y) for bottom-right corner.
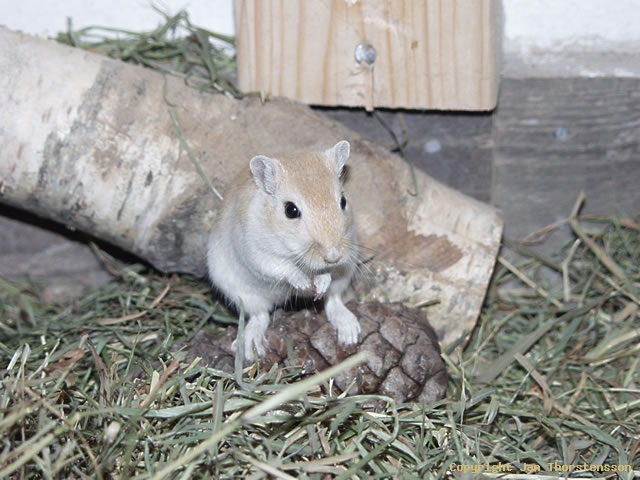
(232, 312), (271, 361)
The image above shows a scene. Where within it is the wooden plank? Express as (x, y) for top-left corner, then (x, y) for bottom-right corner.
(235, 0), (499, 111)
(493, 78), (640, 243)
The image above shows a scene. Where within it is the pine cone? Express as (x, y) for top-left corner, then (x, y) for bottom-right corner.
(181, 302), (447, 404)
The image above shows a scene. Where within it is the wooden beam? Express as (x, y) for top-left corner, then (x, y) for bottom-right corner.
(236, 0), (499, 111)
(493, 78), (640, 244)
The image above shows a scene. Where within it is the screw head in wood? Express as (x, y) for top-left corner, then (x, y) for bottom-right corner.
(354, 43), (377, 65)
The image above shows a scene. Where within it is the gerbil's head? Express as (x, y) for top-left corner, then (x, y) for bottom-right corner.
(249, 140), (357, 271)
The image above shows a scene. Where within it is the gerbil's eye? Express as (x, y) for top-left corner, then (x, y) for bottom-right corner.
(284, 201), (301, 219)
(340, 194), (347, 210)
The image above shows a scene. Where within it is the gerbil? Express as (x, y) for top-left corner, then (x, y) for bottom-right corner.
(207, 141), (360, 361)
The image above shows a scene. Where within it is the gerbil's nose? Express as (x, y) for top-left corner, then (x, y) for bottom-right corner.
(323, 247), (342, 264)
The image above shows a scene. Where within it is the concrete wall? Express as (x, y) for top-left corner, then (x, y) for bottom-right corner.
(502, 0), (640, 76)
(0, 0), (234, 37)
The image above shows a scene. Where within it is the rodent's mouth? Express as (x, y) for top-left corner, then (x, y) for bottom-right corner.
(299, 259), (333, 274)
(298, 242), (356, 272)
(308, 256), (350, 273)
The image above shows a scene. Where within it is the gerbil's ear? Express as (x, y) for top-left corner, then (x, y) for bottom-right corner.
(249, 155), (279, 195)
(326, 140), (351, 172)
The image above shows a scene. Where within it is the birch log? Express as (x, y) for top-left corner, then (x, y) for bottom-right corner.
(0, 28), (502, 348)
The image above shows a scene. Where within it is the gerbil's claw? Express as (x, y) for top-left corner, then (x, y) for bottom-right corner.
(312, 273), (332, 300)
(239, 313), (270, 362)
(289, 272), (313, 292)
(243, 333), (267, 361)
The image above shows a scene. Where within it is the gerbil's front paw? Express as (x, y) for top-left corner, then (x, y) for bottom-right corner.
(289, 273), (313, 293)
(335, 310), (360, 345)
(312, 273), (332, 300)
(325, 299), (360, 345)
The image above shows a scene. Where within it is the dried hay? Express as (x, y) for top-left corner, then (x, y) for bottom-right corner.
(0, 9), (637, 479)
